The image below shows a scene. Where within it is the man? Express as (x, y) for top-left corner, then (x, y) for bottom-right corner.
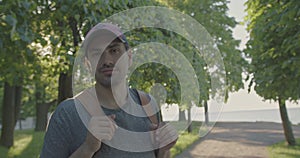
(41, 23), (178, 158)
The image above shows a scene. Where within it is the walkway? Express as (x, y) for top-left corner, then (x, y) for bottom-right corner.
(175, 122), (300, 158)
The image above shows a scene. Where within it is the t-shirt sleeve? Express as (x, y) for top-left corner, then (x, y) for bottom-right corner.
(40, 100), (75, 158)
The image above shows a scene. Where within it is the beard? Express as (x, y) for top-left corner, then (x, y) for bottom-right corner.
(95, 68), (127, 88)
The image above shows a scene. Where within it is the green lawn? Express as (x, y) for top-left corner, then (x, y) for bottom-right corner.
(268, 138), (300, 158)
(0, 121), (201, 158)
(0, 130), (45, 158)
(170, 121), (202, 157)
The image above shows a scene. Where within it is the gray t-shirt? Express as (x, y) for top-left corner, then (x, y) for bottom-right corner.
(40, 89), (160, 158)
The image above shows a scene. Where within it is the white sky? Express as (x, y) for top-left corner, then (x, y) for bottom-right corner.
(224, 0), (299, 111)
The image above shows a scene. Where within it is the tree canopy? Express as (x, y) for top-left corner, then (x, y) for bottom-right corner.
(245, 0), (300, 145)
(245, 0), (300, 102)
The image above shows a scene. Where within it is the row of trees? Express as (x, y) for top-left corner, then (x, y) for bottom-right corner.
(0, 0), (298, 148)
(0, 0), (245, 148)
(0, 0), (160, 148)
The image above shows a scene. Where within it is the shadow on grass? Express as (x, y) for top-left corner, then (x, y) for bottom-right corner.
(0, 145), (9, 158)
(18, 131), (44, 158)
(0, 130), (45, 158)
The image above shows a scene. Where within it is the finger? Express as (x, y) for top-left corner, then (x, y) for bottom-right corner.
(156, 124), (178, 146)
(91, 116), (117, 129)
(108, 114), (116, 120)
(91, 126), (116, 140)
(158, 132), (178, 148)
(90, 120), (114, 129)
(108, 114), (118, 129)
(150, 123), (158, 130)
(158, 127), (178, 142)
(94, 132), (114, 141)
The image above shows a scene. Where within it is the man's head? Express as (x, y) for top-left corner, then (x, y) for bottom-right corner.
(83, 23), (131, 87)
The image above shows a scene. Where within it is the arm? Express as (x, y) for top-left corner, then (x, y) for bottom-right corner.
(69, 131), (100, 158)
(137, 90), (178, 158)
(154, 123), (178, 158)
(69, 115), (116, 158)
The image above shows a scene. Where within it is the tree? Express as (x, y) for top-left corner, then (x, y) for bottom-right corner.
(245, 0), (300, 146)
(37, 0), (158, 104)
(32, 0), (158, 130)
(128, 0), (246, 132)
(0, 0), (38, 148)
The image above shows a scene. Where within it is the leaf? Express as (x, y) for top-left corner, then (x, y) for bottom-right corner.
(5, 14), (17, 26)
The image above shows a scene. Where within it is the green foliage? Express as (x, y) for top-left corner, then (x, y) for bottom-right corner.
(128, 0), (246, 108)
(127, 27), (202, 105)
(0, 0), (38, 85)
(268, 138), (300, 158)
(0, 82), (3, 122)
(1, 0), (160, 118)
(245, 0), (300, 102)
(159, 0), (246, 96)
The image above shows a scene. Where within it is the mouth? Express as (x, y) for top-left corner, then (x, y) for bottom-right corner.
(100, 68), (118, 76)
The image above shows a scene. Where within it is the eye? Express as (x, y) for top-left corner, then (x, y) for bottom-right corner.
(110, 47), (121, 54)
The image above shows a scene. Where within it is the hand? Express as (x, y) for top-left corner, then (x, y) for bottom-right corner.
(83, 114), (117, 153)
(151, 122), (178, 151)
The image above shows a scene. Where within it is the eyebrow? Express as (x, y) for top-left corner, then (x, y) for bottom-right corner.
(88, 41), (123, 54)
(107, 42), (122, 49)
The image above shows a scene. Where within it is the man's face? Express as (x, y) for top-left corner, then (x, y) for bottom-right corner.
(86, 31), (131, 87)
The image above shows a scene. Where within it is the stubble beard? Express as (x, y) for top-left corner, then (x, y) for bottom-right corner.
(95, 72), (125, 88)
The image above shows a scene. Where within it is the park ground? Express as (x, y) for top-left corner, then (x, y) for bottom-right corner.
(176, 122), (300, 158)
(0, 121), (300, 158)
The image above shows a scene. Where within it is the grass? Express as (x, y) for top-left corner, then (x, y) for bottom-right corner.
(268, 138), (300, 158)
(0, 130), (45, 158)
(0, 121), (202, 158)
(170, 121), (202, 157)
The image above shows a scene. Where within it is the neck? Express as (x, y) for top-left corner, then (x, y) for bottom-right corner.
(95, 82), (128, 109)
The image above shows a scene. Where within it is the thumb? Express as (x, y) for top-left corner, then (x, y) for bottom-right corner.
(108, 114), (118, 129)
(150, 123), (158, 130)
(109, 114), (116, 120)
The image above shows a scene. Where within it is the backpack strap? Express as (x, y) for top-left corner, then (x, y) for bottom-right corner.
(136, 90), (159, 125)
(75, 88), (160, 125)
(74, 88), (105, 117)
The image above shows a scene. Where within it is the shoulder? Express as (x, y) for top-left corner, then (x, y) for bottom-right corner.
(54, 99), (77, 114)
(49, 98), (82, 123)
(129, 88), (152, 105)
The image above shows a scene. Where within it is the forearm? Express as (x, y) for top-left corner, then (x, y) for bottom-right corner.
(69, 142), (97, 158)
(157, 149), (170, 158)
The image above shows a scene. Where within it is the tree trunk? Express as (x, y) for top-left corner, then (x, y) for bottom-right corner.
(187, 107), (192, 133)
(35, 100), (56, 131)
(279, 98), (295, 146)
(14, 85), (22, 128)
(35, 84), (56, 131)
(35, 103), (50, 131)
(58, 73), (73, 103)
(18, 119), (22, 130)
(204, 100), (209, 125)
(179, 110), (186, 121)
(0, 82), (16, 148)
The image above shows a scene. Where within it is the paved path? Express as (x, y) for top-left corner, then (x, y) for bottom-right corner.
(175, 122), (300, 158)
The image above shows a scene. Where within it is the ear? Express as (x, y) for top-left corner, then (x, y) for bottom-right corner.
(84, 57), (92, 73)
(127, 49), (132, 67)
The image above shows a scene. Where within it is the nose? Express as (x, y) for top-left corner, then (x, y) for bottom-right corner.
(99, 51), (114, 67)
